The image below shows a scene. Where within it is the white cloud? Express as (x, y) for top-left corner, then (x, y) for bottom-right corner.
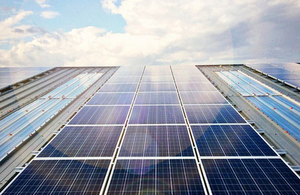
(0, 0), (300, 66)
(40, 11), (59, 19)
(35, 0), (51, 8)
(0, 11), (40, 40)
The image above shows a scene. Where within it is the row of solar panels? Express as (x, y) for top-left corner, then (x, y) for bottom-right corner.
(246, 63), (300, 89)
(0, 69), (105, 161)
(2, 66), (300, 195)
(0, 67), (52, 90)
(216, 70), (300, 142)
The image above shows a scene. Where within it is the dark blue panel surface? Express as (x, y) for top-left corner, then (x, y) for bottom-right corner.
(3, 160), (110, 195)
(119, 125), (193, 157)
(191, 125), (276, 156)
(99, 83), (138, 92)
(38, 126), (123, 157)
(135, 92), (179, 104)
(107, 159), (205, 194)
(87, 93), (134, 105)
(202, 159), (300, 195)
(129, 105), (185, 124)
(69, 106), (130, 124)
(176, 82), (216, 91)
(185, 105), (246, 124)
(139, 83), (176, 92)
(180, 91), (227, 104)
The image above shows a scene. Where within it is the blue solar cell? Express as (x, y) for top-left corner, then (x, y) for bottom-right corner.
(87, 93), (134, 105)
(176, 82), (216, 91)
(142, 76), (174, 82)
(191, 125), (276, 156)
(129, 105), (185, 124)
(119, 125), (193, 157)
(38, 126), (123, 157)
(139, 83), (176, 92)
(271, 74), (300, 80)
(2, 160), (110, 195)
(135, 92), (179, 104)
(180, 91), (228, 104)
(69, 106), (130, 124)
(106, 76), (141, 83)
(99, 83), (138, 92)
(202, 159), (300, 195)
(185, 105), (246, 124)
(107, 159), (205, 194)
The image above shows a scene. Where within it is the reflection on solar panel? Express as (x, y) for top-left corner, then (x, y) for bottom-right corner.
(69, 106), (130, 124)
(87, 93), (134, 105)
(176, 82), (216, 91)
(142, 76), (174, 82)
(174, 75), (209, 82)
(185, 105), (246, 124)
(107, 159), (205, 194)
(135, 92), (179, 104)
(180, 91), (228, 104)
(119, 125), (193, 157)
(106, 76), (141, 83)
(129, 105), (185, 124)
(3, 160), (110, 195)
(99, 83), (138, 92)
(38, 126), (123, 157)
(139, 83), (176, 91)
(202, 159), (300, 195)
(191, 125), (276, 156)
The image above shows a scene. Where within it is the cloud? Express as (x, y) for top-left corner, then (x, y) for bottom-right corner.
(0, 0), (300, 66)
(0, 11), (44, 40)
(35, 0), (50, 8)
(40, 11), (59, 19)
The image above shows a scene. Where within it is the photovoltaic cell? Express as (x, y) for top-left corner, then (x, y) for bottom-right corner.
(135, 92), (179, 104)
(174, 75), (209, 82)
(180, 91), (228, 104)
(107, 159), (205, 194)
(202, 159), (300, 195)
(142, 76), (174, 82)
(139, 83), (176, 92)
(69, 106), (130, 124)
(191, 125), (276, 156)
(185, 105), (246, 124)
(129, 105), (185, 124)
(38, 126), (123, 157)
(87, 93), (134, 105)
(2, 160), (110, 195)
(106, 76), (141, 83)
(119, 125), (193, 157)
(99, 83), (138, 92)
(176, 82), (217, 91)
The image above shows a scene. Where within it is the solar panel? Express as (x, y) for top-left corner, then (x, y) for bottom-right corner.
(106, 76), (141, 83)
(107, 159), (206, 194)
(135, 92), (179, 104)
(129, 105), (185, 124)
(176, 82), (216, 91)
(202, 159), (300, 195)
(180, 91), (228, 104)
(185, 105), (246, 124)
(139, 83), (176, 92)
(142, 76), (174, 83)
(98, 83), (138, 92)
(38, 126), (123, 157)
(69, 106), (130, 124)
(191, 125), (276, 156)
(119, 125), (193, 157)
(87, 93), (134, 105)
(3, 160), (110, 195)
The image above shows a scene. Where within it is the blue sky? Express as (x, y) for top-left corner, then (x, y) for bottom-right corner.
(0, 0), (299, 66)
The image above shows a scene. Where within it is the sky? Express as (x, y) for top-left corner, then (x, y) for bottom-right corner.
(0, 0), (299, 66)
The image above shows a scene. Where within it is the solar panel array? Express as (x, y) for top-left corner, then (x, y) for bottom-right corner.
(246, 63), (300, 89)
(2, 66), (300, 194)
(0, 67), (52, 89)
